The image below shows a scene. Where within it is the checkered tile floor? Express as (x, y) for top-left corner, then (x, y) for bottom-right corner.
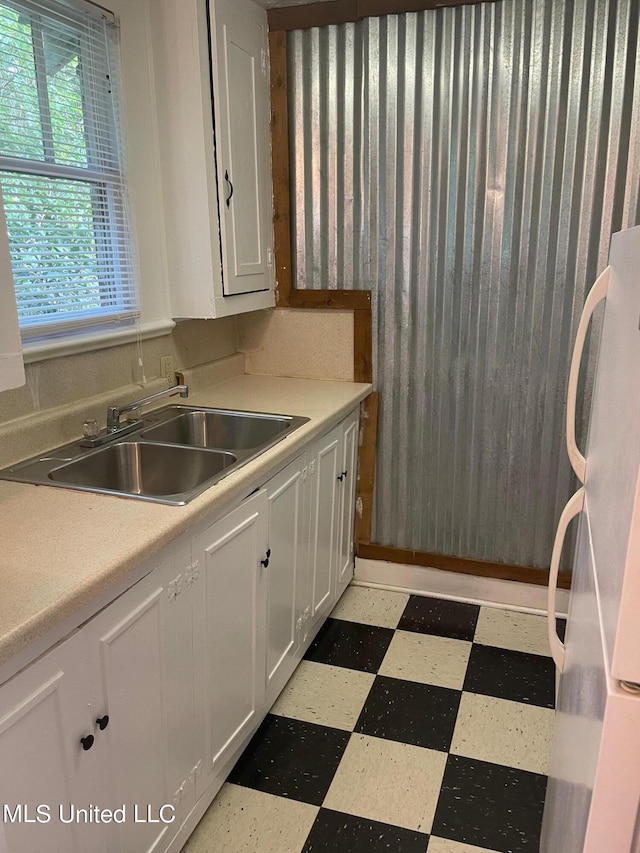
(185, 586), (564, 853)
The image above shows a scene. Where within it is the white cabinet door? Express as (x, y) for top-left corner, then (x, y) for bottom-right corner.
(89, 543), (198, 853)
(264, 454), (307, 705)
(0, 632), (112, 853)
(193, 490), (268, 795)
(336, 409), (359, 598)
(308, 410), (361, 630)
(210, 0), (273, 297)
(309, 424), (342, 627)
(154, 0), (275, 318)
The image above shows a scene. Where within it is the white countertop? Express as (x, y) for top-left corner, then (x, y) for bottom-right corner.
(0, 374), (371, 671)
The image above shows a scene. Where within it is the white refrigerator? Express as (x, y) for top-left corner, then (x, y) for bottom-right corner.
(541, 225), (640, 852)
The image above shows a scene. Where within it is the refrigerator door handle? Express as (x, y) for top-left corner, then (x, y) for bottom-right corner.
(567, 266), (610, 482)
(548, 487), (584, 672)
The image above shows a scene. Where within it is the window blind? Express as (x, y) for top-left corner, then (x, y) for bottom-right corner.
(0, 0), (138, 339)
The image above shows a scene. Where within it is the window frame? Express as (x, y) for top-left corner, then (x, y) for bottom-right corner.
(0, 0), (140, 341)
(0, 0), (174, 361)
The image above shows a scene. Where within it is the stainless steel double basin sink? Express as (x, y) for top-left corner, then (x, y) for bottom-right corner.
(0, 406), (309, 505)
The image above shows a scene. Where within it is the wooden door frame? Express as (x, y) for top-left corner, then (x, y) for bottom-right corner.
(270, 30), (372, 386)
(268, 26), (567, 590)
(267, 0), (499, 32)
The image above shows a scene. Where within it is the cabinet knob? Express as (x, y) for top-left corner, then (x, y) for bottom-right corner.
(261, 548), (271, 568)
(337, 471), (347, 482)
(80, 734), (94, 751)
(96, 715), (110, 731)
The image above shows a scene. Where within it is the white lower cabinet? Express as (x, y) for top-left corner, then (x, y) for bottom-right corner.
(336, 408), (359, 599)
(193, 490), (268, 796)
(309, 424), (342, 627)
(308, 408), (360, 631)
(264, 454), (308, 705)
(0, 407), (361, 853)
(0, 540), (198, 853)
(88, 544), (199, 853)
(0, 631), (110, 853)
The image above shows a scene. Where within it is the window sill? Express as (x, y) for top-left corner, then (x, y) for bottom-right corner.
(21, 318), (176, 364)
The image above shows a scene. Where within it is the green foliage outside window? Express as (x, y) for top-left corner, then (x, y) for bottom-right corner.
(0, 2), (132, 332)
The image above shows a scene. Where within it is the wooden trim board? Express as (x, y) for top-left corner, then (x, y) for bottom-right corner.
(358, 0), (489, 17)
(269, 31), (376, 534)
(269, 30), (293, 306)
(357, 543), (572, 589)
(353, 306), (372, 384)
(353, 564), (570, 616)
(268, 0), (357, 31)
(289, 289), (371, 311)
(268, 32), (373, 379)
(355, 392), (378, 544)
(268, 0), (496, 31)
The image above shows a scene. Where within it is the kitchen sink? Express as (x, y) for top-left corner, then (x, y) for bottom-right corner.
(140, 409), (297, 450)
(48, 442), (237, 502)
(0, 404), (309, 504)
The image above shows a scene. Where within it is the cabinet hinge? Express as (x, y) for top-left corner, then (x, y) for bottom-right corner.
(173, 780), (186, 806)
(185, 560), (200, 588)
(309, 460), (316, 476)
(167, 573), (183, 601)
(302, 466), (308, 482)
(261, 47), (267, 77)
(267, 245), (274, 270)
(302, 607), (311, 642)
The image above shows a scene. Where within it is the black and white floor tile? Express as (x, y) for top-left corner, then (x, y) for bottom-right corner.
(186, 586), (561, 853)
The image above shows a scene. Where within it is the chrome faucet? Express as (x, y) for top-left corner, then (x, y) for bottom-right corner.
(80, 384), (189, 448)
(106, 384), (189, 430)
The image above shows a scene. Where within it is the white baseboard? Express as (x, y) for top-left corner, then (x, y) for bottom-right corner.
(354, 558), (569, 617)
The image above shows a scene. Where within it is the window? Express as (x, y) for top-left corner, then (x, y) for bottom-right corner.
(0, 0), (137, 342)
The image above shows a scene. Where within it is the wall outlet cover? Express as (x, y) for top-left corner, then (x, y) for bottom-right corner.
(160, 356), (175, 381)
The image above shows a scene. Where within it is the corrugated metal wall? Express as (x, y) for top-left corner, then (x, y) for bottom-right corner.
(287, 0), (640, 569)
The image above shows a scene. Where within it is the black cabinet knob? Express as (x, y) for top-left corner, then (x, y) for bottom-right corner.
(337, 473), (344, 482)
(80, 734), (94, 751)
(261, 554), (270, 568)
(96, 715), (109, 731)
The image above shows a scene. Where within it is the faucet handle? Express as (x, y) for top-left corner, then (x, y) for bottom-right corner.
(106, 406), (120, 430)
(82, 419), (99, 438)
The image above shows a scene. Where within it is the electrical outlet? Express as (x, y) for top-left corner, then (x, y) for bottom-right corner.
(160, 356), (175, 381)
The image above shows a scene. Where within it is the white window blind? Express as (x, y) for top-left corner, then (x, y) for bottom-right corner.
(0, 0), (138, 340)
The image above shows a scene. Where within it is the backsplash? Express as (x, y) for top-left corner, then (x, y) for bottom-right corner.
(237, 308), (354, 381)
(0, 317), (238, 428)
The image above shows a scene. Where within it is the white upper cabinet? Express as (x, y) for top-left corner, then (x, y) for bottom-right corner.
(0, 191), (24, 393)
(211, 0), (273, 297)
(154, 0), (275, 319)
